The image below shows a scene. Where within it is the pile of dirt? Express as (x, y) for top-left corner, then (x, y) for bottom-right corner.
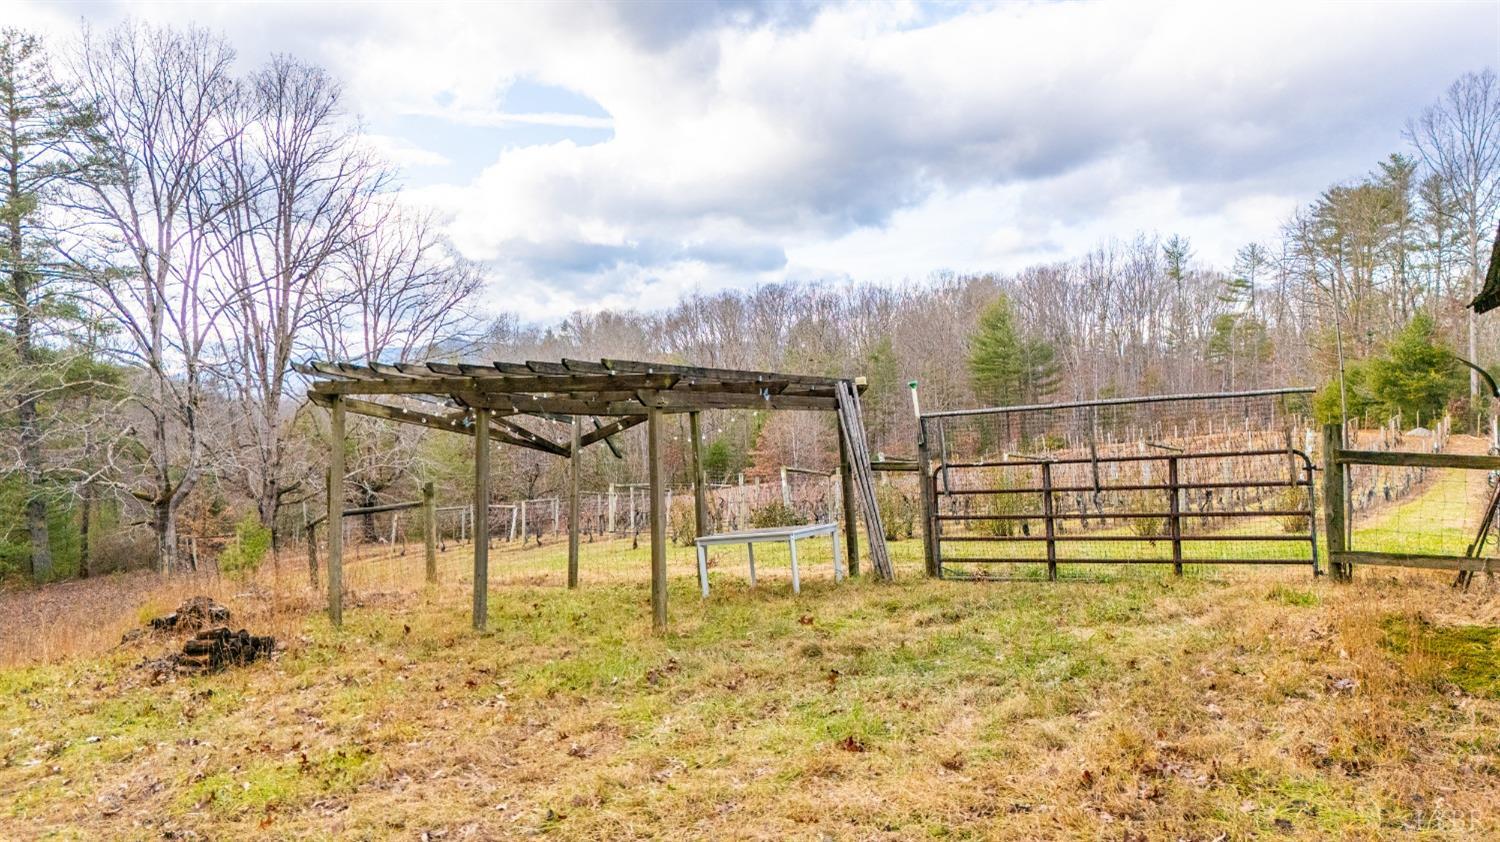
(148, 596), (230, 632)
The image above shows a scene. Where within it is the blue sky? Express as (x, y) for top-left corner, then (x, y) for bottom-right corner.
(12, 0), (1500, 322)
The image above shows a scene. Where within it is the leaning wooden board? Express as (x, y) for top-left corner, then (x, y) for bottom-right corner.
(836, 381), (893, 579)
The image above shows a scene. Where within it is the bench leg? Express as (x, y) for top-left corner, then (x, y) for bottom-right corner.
(747, 543), (756, 586)
(833, 530), (843, 582)
(697, 545), (708, 598)
(789, 538), (800, 594)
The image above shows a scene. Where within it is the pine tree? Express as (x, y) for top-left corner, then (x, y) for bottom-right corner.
(968, 294), (1059, 406)
(1367, 312), (1463, 425)
(0, 29), (99, 580)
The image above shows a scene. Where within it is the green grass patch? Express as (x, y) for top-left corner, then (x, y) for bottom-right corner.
(1266, 584), (1319, 607)
(1382, 616), (1500, 699)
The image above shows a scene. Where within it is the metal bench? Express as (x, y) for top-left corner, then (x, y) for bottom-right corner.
(695, 523), (843, 596)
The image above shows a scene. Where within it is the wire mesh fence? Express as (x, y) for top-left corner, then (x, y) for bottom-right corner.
(1341, 414), (1498, 563)
(920, 388), (1320, 579)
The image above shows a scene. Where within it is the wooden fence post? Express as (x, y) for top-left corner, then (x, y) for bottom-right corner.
(690, 411), (708, 539)
(473, 408), (491, 629)
(648, 409), (667, 631)
(327, 397), (345, 627)
(1322, 423), (1349, 581)
(568, 416), (581, 589)
(838, 428), (860, 576)
(308, 467), (326, 589)
(306, 522), (318, 589)
(423, 481), (436, 584)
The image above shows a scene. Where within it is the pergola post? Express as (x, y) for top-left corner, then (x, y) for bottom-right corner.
(838, 424), (860, 576)
(568, 415), (581, 589)
(473, 408), (491, 629)
(648, 408), (667, 631)
(327, 396), (345, 627)
(422, 481), (437, 584)
(689, 411), (708, 538)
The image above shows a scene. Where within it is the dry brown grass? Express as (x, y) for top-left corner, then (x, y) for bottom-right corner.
(1, 540), (1498, 840)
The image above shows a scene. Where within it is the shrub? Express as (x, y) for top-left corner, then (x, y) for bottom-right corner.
(90, 527), (156, 575)
(668, 497), (697, 547)
(875, 483), (915, 540)
(972, 468), (1031, 537)
(750, 500), (806, 529)
(219, 514), (272, 578)
(1275, 487), (1311, 533)
(1126, 493), (1166, 538)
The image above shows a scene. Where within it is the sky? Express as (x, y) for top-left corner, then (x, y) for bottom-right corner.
(9, 0), (1500, 323)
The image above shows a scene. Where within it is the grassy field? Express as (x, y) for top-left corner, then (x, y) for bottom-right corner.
(2, 529), (1499, 840)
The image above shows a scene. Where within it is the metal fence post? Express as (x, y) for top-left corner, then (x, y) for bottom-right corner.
(1041, 461), (1057, 581)
(1168, 456), (1183, 576)
(917, 416), (939, 577)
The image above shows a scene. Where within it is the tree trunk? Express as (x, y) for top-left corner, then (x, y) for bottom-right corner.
(256, 396), (284, 550)
(258, 482), (279, 550)
(361, 486), (379, 542)
(1470, 268), (1481, 397)
(155, 499), (178, 574)
(9, 219), (51, 581)
(78, 484), (92, 579)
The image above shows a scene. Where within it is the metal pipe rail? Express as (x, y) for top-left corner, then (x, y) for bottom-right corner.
(929, 449), (1319, 579)
(919, 387), (1314, 420)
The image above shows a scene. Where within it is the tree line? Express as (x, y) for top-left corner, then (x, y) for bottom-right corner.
(2, 19), (1496, 582)
(1, 24), (478, 579)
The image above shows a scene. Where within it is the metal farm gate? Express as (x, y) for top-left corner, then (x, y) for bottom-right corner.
(915, 388), (1320, 579)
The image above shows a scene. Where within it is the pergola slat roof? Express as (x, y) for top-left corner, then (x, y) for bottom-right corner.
(297, 357), (857, 459)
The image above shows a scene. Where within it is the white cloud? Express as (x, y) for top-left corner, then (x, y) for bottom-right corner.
(359, 134), (450, 169)
(11, 0), (1500, 321)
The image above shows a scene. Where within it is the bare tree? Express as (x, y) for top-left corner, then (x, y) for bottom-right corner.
(1408, 69), (1500, 393)
(312, 206), (480, 362)
(208, 54), (387, 543)
(64, 23), (245, 572)
(308, 205), (482, 536)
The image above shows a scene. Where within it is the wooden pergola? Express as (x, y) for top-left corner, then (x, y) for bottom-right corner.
(297, 357), (891, 631)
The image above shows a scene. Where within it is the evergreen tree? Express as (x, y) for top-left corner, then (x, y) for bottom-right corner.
(0, 29), (99, 580)
(968, 294), (1059, 405)
(1367, 312), (1463, 425)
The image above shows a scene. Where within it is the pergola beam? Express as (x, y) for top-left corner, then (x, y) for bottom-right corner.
(634, 389), (839, 412)
(309, 372), (680, 396)
(600, 357), (845, 387)
(492, 417), (570, 457)
(581, 415), (646, 448)
(309, 394), (575, 458)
